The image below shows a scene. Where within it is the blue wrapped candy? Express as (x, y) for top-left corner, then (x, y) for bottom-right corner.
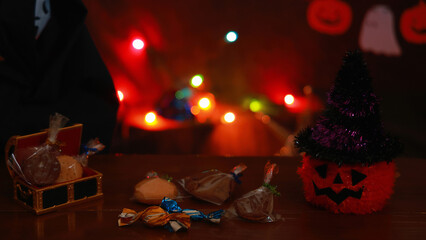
(161, 197), (224, 224)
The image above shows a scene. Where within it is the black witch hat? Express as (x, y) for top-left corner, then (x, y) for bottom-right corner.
(295, 50), (402, 166)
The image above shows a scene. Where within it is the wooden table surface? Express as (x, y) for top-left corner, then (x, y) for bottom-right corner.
(1, 155), (425, 240)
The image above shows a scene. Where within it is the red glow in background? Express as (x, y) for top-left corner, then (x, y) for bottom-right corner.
(83, 0), (425, 156)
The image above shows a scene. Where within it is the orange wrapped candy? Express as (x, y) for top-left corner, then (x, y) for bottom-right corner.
(118, 207), (191, 232)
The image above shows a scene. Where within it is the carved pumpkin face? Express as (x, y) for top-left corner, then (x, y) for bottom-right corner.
(298, 155), (396, 214)
(400, 1), (426, 44)
(307, 0), (352, 35)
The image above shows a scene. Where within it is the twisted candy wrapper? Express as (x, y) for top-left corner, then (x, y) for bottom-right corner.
(77, 138), (105, 167)
(118, 207), (191, 232)
(161, 197), (224, 224)
(118, 198), (224, 232)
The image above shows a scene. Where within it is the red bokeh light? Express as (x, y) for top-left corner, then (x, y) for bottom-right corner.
(132, 38), (145, 50)
(117, 90), (124, 102)
(284, 94), (295, 105)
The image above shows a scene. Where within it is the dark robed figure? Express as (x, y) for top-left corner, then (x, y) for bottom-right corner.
(0, 0), (119, 154)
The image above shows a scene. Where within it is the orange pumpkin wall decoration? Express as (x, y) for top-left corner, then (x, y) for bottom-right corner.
(307, 0), (352, 35)
(400, 1), (426, 44)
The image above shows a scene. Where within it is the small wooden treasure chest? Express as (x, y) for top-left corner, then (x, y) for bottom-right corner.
(5, 124), (103, 215)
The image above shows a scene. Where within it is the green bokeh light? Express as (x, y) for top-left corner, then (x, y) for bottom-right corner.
(249, 99), (262, 112)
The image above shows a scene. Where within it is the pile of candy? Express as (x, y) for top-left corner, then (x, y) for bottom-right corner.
(119, 162), (282, 232)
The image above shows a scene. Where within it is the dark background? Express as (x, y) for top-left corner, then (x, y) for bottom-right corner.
(82, 0), (426, 157)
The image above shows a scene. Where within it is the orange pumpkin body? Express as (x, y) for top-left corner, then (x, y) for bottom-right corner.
(298, 155), (396, 214)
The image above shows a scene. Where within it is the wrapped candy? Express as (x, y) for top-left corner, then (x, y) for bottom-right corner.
(178, 163), (247, 205)
(55, 155), (83, 183)
(133, 172), (179, 205)
(21, 113), (69, 186)
(55, 138), (105, 183)
(118, 197), (224, 232)
(227, 162), (282, 223)
(160, 197), (224, 223)
(118, 207), (191, 232)
(76, 138), (105, 167)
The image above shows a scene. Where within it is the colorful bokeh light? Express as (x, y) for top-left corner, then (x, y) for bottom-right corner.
(190, 75), (204, 88)
(145, 112), (157, 124)
(175, 88), (193, 100)
(303, 85), (313, 95)
(284, 94), (295, 105)
(198, 97), (211, 110)
(117, 90), (124, 102)
(223, 112), (236, 123)
(249, 99), (262, 112)
(225, 31), (238, 43)
(190, 106), (201, 115)
(132, 39), (145, 50)
(175, 90), (185, 100)
(261, 115), (271, 124)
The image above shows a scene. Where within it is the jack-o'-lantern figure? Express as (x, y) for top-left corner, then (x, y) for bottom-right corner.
(295, 50), (402, 214)
(400, 1), (426, 44)
(307, 0), (352, 35)
(298, 156), (396, 214)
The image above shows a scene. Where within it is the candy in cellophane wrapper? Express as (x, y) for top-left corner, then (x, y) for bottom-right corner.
(178, 163), (247, 205)
(118, 197), (224, 232)
(226, 161), (282, 223)
(75, 138), (105, 167)
(54, 138), (105, 184)
(133, 171), (179, 205)
(19, 113), (69, 186)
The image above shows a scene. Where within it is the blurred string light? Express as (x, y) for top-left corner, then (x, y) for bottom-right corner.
(223, 112), (236, 123)
(132, 38), (145, 50)
(261, 114), (271, 124)
(284, 93), (305, 113)
(145, 112), (157, 125)
(192, 93), (215, 118)
(175, 90), (185, 100)
(249, 99), (262, 112)
(190, 106), (201, 115)
(190, 74), (204, 88)
(198, 97), (211, 110)
(175, 87), (193, 100)
(284, 94), (295, 105)
(225, 31), (238, 43)
(303, 85), (312, 95)
(117, 90), (124, 102)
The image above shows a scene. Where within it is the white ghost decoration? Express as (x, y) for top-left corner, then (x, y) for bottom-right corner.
(359, 5), (401, 57)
